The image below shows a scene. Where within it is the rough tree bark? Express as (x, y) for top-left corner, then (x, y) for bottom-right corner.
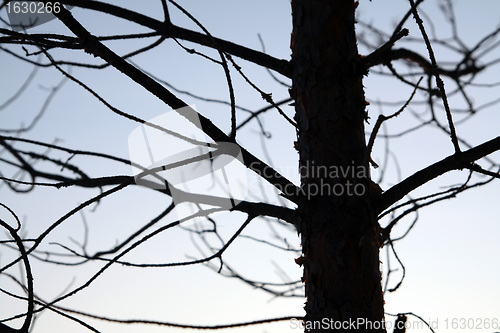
(291, 0), (386, 331)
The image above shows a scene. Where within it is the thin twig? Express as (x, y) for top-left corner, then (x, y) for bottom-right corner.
(366, 77), (423, 167)
(408, 0), (461, 153)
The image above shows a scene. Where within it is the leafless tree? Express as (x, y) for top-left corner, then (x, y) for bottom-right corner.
(1, 1), (499, 332)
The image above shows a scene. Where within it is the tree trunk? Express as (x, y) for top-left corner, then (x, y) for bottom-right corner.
(291, 0), (386, 331)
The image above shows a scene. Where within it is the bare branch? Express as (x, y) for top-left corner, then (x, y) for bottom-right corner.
(408, 0), (460, 153)
(366, 76), (423, 167)
(47, 0), (292, 77)
(49, 4), (300, 204)
(363, 28), (409, 69)
(0, 204), (34, 333)
(375, 136), (500, 213)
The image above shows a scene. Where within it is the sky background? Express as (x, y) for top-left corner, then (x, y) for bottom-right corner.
(1, 1), (500, 332)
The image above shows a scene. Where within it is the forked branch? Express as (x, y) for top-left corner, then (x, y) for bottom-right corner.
(375, 136), (500, 214)
(38, 0), (292, 77)
(49, 4), (300, 204)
